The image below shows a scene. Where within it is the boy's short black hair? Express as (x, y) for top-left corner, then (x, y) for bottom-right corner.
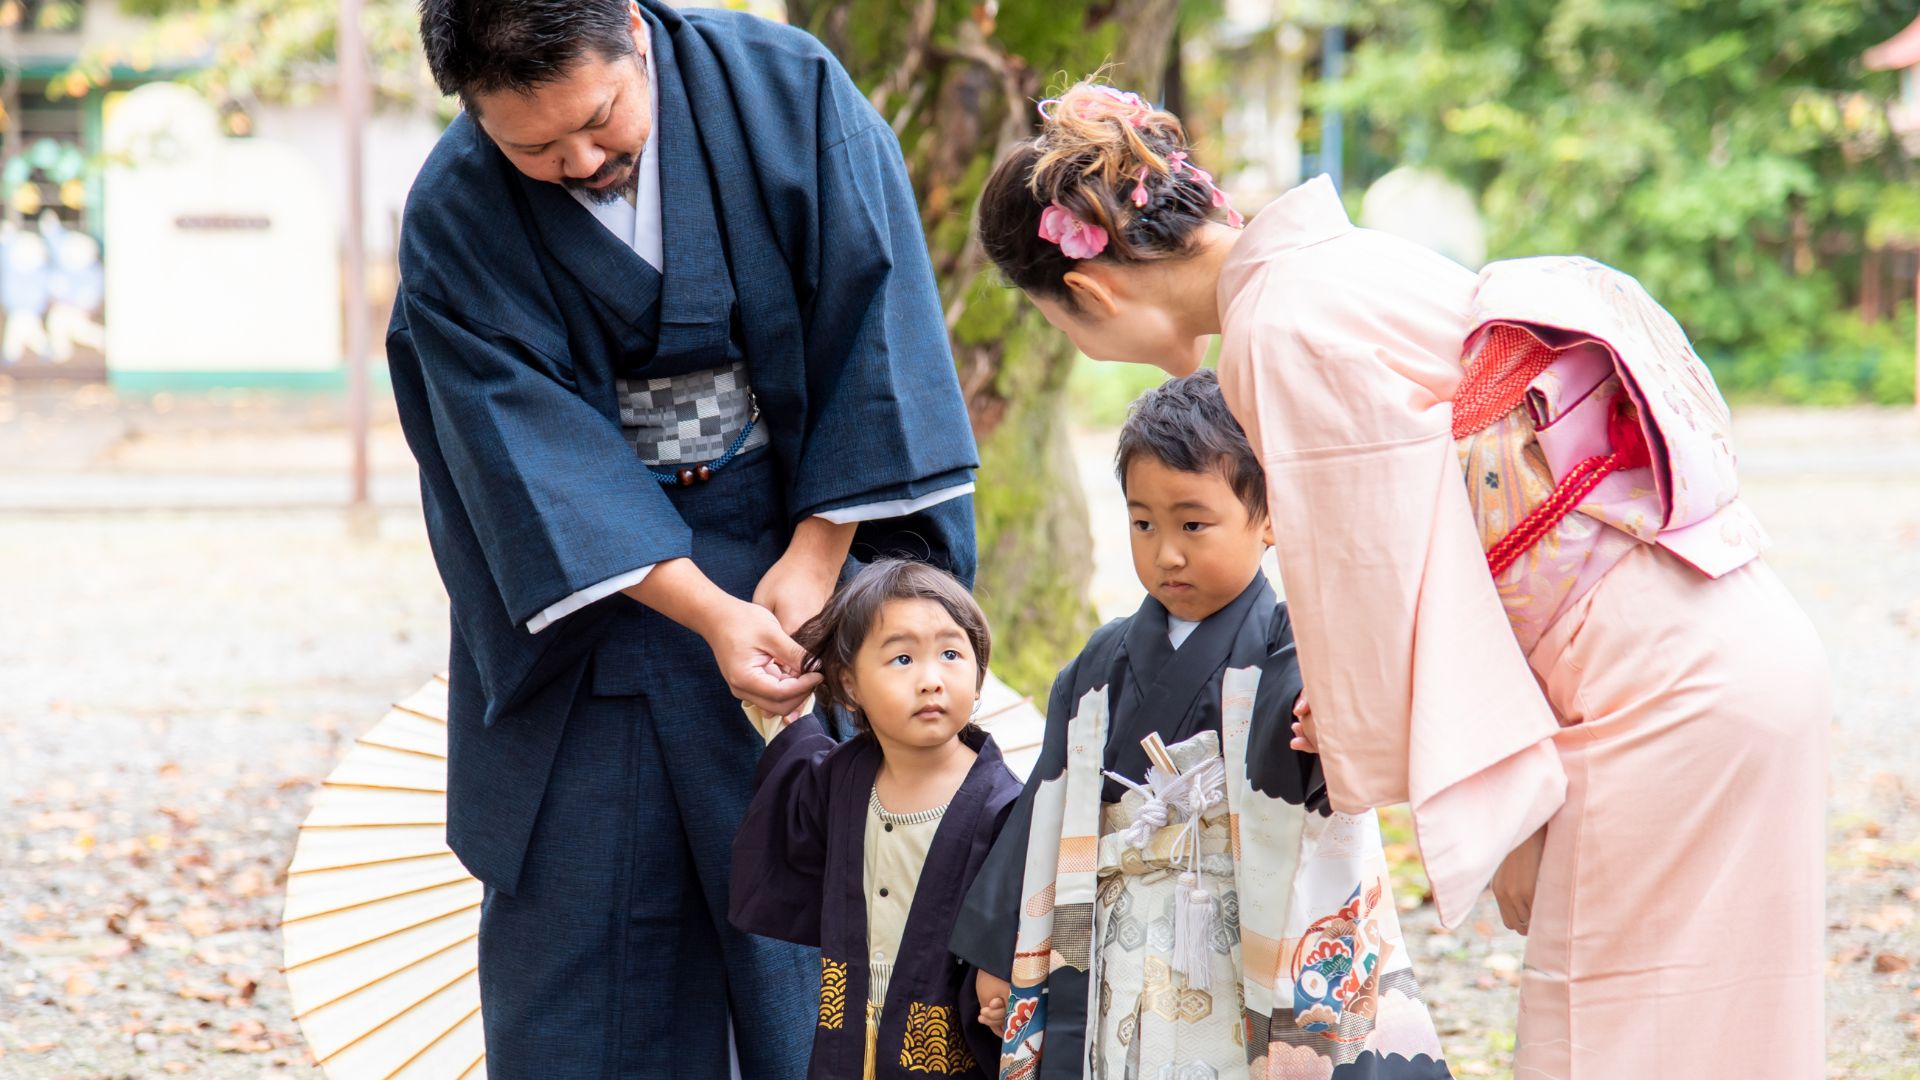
(1115, 369), (1268, 519)
(419, 0), (637, 104)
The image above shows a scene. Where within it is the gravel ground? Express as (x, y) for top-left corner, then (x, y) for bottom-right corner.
(0, 380), (1915, 1077)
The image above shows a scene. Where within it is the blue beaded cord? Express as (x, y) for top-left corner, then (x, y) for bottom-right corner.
(651, 405), (761, 485)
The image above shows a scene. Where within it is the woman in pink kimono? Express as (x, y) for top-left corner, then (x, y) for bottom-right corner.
(972, 81), (1829, 1078)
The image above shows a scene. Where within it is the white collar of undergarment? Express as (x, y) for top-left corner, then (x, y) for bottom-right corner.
(565, 20), (662, 271)
(1167, 615), (1201, 650)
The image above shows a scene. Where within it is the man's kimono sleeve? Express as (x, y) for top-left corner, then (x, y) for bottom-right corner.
(786, 103), (978, 578)
(395, 289), (693, 629)
(729, 715), (838, 948)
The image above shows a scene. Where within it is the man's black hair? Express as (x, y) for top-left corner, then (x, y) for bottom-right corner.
(419, 0), (638, 105)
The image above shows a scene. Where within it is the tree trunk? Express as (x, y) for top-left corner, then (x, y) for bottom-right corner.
(790, 0), (1180, 693)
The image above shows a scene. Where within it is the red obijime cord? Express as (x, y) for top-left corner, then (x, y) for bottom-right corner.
(1456, 325), (1652, 579)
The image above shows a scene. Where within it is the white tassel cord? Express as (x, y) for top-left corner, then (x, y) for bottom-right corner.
(1103, 754), (1228, 989)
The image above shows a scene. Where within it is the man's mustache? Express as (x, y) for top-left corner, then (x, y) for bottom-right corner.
(563, 153), (638, 190)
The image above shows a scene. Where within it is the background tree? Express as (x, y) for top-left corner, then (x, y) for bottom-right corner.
(785, 0), (1184, 690)
(1328, 0), (1918, 404)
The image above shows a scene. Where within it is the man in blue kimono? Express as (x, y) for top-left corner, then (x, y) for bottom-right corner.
(390, 1), (979, 1075)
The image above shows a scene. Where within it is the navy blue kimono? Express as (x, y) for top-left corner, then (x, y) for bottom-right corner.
(385, 4), (977, 1077)
(732, 717), (1022, 1079)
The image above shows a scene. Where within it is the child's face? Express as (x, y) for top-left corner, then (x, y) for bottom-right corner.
(843, 598), (981, 752)
(1124, 456), (1273, 623)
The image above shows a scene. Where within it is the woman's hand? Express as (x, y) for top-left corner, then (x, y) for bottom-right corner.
(1289, 694), (1318, 753)
(1493, 824), (1548, 936)
(975, 970), (1010, 1033)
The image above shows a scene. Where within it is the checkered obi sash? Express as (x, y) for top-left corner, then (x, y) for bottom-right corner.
(616, 360), (769, 466)
(1451, 256), (1768, 652)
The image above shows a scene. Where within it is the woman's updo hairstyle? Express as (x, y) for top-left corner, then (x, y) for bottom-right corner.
(978, 79), (1241, 308)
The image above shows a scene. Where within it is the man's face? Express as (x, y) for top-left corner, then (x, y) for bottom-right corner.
(469, 13), (652, 204)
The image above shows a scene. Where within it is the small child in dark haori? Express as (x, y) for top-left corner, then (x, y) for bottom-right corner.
(731, 558), (1023, 1079)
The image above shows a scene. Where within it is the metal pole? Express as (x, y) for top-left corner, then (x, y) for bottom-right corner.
(341, 0), (371, 506)
(1320, 25), (1345, 193)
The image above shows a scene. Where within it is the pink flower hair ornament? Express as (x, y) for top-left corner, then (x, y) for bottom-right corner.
(1164, 151), (1246, 228)
(1038, 203), (1108, 260)
(1036, 84), (1153, 127)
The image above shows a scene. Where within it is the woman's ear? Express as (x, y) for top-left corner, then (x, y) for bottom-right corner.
(1061, 268), (1120, 319)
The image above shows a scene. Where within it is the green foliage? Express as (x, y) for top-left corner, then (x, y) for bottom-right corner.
(1066, 355), (1170, 429)
(1329, 0), (1919, 404)
(57, 0), (440, 112)
(72, 0), (768, 112)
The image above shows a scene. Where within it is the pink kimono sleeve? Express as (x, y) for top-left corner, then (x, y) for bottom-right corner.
(1219, 299), (1567, 928)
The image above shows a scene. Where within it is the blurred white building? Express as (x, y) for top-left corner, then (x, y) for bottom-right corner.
(0, 0), (441, 386)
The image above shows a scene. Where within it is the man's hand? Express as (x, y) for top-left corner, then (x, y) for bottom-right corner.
(753, 516), (857, 634)
(699, 599), (822, 716)
(1289, 694), (1318, 754)
(625, 558), (822, 715)
(1493, 824), (1548, 936)
(975, 970), (1010, 1034)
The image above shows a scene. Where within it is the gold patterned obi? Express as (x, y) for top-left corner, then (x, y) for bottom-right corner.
(1454, 327), (1650, 653)
(1097, 733), (1236, 884)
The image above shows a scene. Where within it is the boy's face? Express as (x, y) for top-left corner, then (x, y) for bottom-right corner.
(1124, 456), (1273, 624)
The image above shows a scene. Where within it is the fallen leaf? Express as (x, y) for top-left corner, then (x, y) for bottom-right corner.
(1875, 953), (1912, 974)
(1863, 905), (1916, 933)
(221, 972), (259, 1001)
(179, 907), (219, 938)
(229, 867), (268, 898)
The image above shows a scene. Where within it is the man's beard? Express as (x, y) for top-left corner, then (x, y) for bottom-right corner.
(564, 152), (639, 204)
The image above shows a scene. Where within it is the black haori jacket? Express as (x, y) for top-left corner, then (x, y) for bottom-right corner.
(731, 717), (1022, 1078)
